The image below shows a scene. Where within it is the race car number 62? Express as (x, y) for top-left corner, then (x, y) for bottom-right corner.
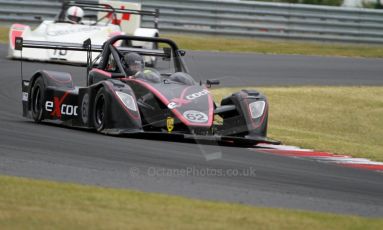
(183, 110), (208, 123)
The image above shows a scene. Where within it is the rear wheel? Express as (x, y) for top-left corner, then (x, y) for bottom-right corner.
(31, 77), (45, 122)
(93, 88), (108, 132)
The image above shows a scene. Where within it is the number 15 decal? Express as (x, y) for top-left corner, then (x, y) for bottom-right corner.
(53, 49), (67, 56)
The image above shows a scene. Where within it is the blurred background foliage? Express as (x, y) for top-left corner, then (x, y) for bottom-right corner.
(245, 0), (344, 6)
(245, 0), (383, 8)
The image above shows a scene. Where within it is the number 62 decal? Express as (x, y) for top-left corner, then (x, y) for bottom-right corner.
(183, 110), (208, 123)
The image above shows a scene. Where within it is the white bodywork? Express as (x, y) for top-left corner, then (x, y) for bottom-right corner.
(9, 0), (159, 64)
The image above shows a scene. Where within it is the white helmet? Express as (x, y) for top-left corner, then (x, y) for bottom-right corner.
(66, 6), (84, 23)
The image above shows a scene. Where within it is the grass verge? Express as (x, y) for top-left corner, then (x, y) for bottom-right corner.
(1, 26), (383, 58)
(212, 86), (383, 162)
(0, 175), (382, 230)
(0, 27), (8, 43)
(165, 34), (383, 58)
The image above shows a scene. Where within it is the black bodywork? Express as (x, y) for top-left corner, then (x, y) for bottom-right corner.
(17, 35), (279, 145)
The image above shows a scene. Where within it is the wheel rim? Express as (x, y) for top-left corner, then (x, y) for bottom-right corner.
(32, 86), (41, 115)
(95, 95), (105, 126)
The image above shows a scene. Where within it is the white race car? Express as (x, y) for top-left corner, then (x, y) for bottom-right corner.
(9, 0), (159, 66)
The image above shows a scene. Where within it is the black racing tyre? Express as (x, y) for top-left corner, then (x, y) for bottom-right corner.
(93, 88), (108, 132)
(31, 77), (45, 122)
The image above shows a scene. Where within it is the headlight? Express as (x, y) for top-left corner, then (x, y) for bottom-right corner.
(248, 101), (266, 119)
(116, 91), (137, 112)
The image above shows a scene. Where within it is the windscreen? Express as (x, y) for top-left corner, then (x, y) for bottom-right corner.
(111, 40), (188, 77)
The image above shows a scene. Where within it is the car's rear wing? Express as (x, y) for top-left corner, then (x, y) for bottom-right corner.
(15, 37), (172, 58)
(15, 37), (104, 83)
(59, 0), (159, 29)
(14, 36), (186, 77)
(16, 39), (103, 52)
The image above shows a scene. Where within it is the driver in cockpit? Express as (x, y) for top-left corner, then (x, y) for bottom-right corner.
(66, 6), (84, 24)
(123, 52), (161, 83)
(123, 52), (145, 77)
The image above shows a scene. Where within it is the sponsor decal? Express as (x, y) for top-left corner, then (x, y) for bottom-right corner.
(106, 5), (131, 25)
(185, 89), (209, 100)
(167, 98), (190, 110)
(167, 101), (178, 110)
(166, 117), (174, 133)
(47, 27), (102, 37)
(45, 93), (78, 118)
(183, 110), (208, 123)
(167, 89), (209, 110)
(81, 93), (89, 124)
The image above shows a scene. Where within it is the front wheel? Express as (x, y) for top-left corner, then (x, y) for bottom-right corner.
(31, 77), (45, 122)
(93, 88), (108, 132)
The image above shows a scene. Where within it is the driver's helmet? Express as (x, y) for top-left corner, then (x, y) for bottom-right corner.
(66, 6), (84, 23)
(124, 52), (145, 76)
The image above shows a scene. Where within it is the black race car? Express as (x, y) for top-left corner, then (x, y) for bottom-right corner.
(16, 35), (279, 146)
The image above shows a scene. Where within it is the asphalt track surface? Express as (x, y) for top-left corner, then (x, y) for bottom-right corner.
(185, 51), (383, 86)
(0, 44), (382, 217)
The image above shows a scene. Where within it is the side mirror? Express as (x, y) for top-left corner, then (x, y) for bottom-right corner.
(206, 79), (220, 88)
(83, 38), (91, 49)
(15, 37), (23, 51)
(178, 50), (186, 56)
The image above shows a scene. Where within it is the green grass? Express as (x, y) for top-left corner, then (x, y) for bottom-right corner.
(2, 26), (383, 58)
(0, 175), (382, 230)
(0, 27), (8, 43)
(164, 34), (383, 58)
(211, 86), (383, 162)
